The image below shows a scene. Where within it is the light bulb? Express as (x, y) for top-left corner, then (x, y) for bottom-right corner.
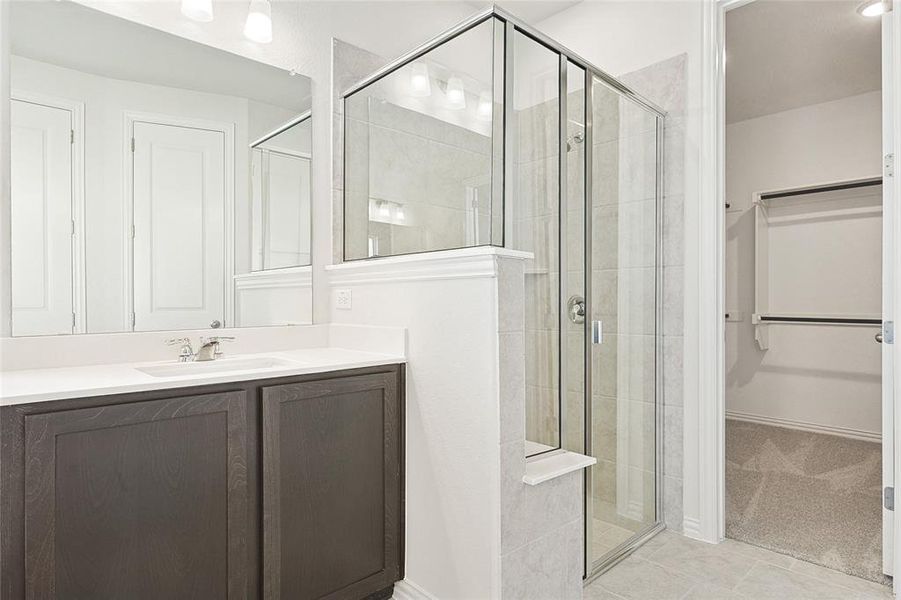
(410, 63), (432, 97)
(858, 0), (888, 16)
(446, 76), (466, 110)
(378, 201), (391, 220)
(181, 0), (213, 22)
(477, 91), (492, 121)
(244, 0), (272, 44)
(394, 205), (406, 224)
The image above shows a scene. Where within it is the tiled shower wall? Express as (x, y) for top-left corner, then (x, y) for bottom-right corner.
(620, 54), (687, 533)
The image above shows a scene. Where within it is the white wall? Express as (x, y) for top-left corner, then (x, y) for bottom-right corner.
(12, 55), (298, 332)
(725, 91), (883, 437)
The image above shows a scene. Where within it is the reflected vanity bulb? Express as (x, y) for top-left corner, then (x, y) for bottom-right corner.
(446, 76), (466, 110)
(476, 91), (492, 121)
(858, 0), (888, 16)
(243, 0), (272, 43)
(378, 202), (391, 220)
(394, 205), (406, 224)
(410, 63), (432, 97)
(181, 0), (213, 22)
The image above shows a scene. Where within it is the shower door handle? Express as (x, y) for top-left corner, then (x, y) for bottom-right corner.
(592, 320), (603, 344)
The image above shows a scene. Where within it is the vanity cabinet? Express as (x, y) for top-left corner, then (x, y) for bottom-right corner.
(1, 365), (405, 600)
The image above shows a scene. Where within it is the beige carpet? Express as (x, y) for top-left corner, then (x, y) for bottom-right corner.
(725, 419), (885, 583)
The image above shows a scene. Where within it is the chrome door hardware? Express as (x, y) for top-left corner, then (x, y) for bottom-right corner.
(884, 321), (894, 344)
(567, 295), (586, 324)
(210, 319), (222, 329)
(591, 320), (603, 345)
(876, 332), (884, 343)
(886, 486), (894, 511)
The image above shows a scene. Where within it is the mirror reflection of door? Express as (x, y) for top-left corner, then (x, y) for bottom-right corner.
(11, 98), (75, 336)
(131, 120), (226, 331)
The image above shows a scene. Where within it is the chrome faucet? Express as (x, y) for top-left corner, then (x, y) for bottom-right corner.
(194, 336), (235, 361)
(166, 338), (195, 362)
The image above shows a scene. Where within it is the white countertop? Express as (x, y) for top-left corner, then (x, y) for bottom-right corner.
(0, 347), (405, 406)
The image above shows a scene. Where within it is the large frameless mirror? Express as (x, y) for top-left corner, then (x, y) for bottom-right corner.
(8, 0), (313, 336)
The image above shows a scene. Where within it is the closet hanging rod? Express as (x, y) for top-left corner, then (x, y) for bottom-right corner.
(757, 315), (881, 325)
(759, 177), (882, 201)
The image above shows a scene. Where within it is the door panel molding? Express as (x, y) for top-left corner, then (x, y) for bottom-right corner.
(123, 110), (235, 331)
(11, 90), (85, 334)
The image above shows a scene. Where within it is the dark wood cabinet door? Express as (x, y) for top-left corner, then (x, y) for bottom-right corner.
(262, 370), (402, 600)
(22, 391), (249, 600)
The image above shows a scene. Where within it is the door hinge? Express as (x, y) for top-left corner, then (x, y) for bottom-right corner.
(71, 312), (76, 329)
(71, 219), (76, 236)
(70, 129), (74, 144)
(885, 153), (894, 178)
(131, 224), (136, 239)
(885, 321), (895, 344)
(886, 486), (894, 511)
(131, 312), (136, 328)
(130, 137), (135, 153)
(591, 320), (603, 344)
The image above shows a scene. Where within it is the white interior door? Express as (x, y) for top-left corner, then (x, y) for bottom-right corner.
(882, 13), (895, 578)
(132, 121), (225, 331)
(10, 99), (74, 336)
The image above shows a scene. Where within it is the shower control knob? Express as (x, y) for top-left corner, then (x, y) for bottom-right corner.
(567, 295), (586, 325)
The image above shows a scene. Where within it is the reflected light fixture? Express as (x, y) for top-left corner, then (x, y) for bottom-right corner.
(410, 63), (432, 97)
(378, 201), (391, 220)
(857, 0), (890, 17)
(394, 205), (406, 225)
(476, 91), (492, 121)
(446, 76), (466, 110)
(181, 0), (213, 22)
(244, 0), (272, 43)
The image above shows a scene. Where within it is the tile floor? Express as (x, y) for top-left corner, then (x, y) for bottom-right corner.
(584, 530), (893, 599)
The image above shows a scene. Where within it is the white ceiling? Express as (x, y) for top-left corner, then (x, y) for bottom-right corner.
(725, 0), (882, 124)
(11, 0), (311, 111)
(467, 0), (583, 25)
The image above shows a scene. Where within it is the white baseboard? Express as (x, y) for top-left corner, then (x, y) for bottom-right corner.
(725, 410), (881, 442)
(681, 516), (703, 540)
(392, 579), (438, 600)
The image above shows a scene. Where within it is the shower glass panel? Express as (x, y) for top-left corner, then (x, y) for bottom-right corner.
(343, 19), (499, 260)
(587, 76), (661, 569)
(341, 7), (666, 579)
(511, 31), (561, 456)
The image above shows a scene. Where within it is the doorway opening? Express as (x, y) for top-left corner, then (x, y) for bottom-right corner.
(723, 0), (891, 584)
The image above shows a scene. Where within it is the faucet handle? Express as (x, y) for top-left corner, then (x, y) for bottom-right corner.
(165, 338), (194, 362)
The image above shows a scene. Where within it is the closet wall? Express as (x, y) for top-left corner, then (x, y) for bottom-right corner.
(725, 90), (883, 438)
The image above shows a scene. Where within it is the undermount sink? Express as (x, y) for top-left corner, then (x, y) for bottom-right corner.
(136, 356), (299, 378)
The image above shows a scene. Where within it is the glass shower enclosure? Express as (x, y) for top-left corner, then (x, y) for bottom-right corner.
(341, 6), (665, 579)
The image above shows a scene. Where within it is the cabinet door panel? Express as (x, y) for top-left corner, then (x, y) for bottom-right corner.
(23, 392), (248, 600)
(262, 372), (401, 600)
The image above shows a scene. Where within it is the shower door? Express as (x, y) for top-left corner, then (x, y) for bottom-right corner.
(585, 75), (663, 573)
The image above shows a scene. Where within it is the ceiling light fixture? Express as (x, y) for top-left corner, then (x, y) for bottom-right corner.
(181, 0), (213, 22)
(446, 76), (466, 110)
(244, 0), (273, 43)
(410, 63), (432, 97)
(857, 0), (890, 17)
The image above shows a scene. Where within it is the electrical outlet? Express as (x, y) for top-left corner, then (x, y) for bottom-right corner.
(335, 289), (352, 310)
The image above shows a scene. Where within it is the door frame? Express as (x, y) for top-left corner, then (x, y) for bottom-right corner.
(11, 90), (86, 334)
(123, 111), (235, 331)
(698, 0), (901, 581)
